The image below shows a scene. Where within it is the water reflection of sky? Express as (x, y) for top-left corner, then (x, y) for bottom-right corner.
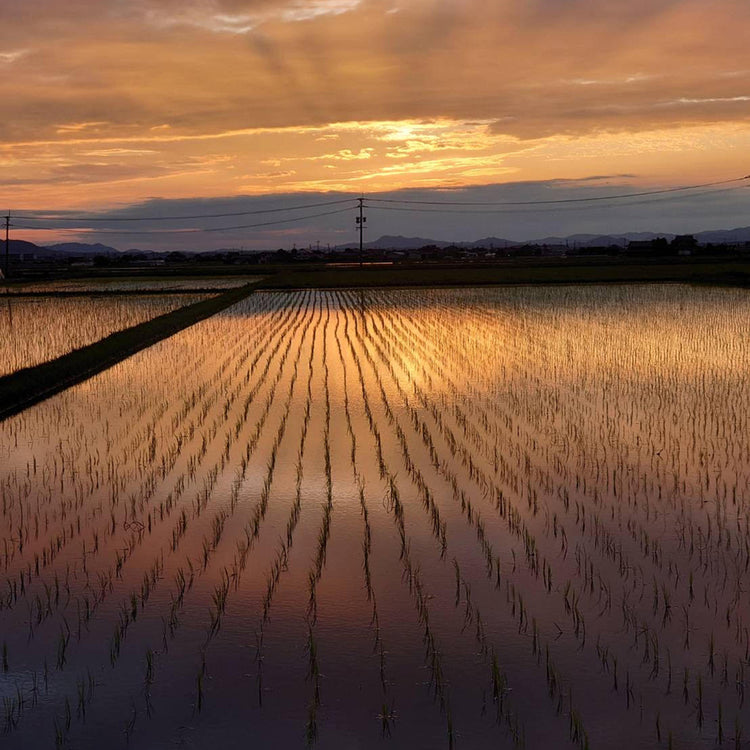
(1, 285), (749, 749)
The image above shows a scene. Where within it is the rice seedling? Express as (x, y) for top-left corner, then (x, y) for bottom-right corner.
(145, 648), (155, 687)
(1, 286), (749, 748)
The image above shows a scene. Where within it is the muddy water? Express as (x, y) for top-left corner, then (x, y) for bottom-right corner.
(0, 285), (749, 749)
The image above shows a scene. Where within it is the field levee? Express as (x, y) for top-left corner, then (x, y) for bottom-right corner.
(0, 284), (256, 422)
(258, 258), (750, 289)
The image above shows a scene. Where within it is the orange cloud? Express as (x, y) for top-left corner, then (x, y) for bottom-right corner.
(0, 0), (748, 212)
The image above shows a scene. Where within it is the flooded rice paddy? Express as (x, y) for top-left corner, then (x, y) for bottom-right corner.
(1, 284), (749, 749)
(0, 295), (209, 376)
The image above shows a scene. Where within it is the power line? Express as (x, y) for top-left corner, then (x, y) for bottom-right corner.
(366, 176), (750, 207)
(14, 185), (742, 231)
(8, 173), (749, 244)
(11, 174), (749, 227)
(14, 198), (357, 223)
(367, 184), (750, 215)
(12, 207), (354, 235)
(202, 207), (353, 233)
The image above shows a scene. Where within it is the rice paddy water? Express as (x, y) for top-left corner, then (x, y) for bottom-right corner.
(0, 284), (748, 748)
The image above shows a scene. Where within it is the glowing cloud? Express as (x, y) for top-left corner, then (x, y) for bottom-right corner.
(0, 0), (748, 246)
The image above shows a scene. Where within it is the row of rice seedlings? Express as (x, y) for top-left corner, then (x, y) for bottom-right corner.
(367, 295), (677, 732)
(358, 477), (396, 737)
(0, 300), (263, 615)
(331, 309), (396, 736)
(305, 624), (321, 745)
(0, 295), (305, 737)
(360, 295), (672, 739)
(204, 316), (306, 645)
(423, 294), (750, 730)
(452, 558), (526, 746)
(376, 288), (750, 748)
(151, 299), (312, 664)
(343, 294), (590, 747)
(124, 295), (318, 730)
(303, 299), (334, 746)
(0, 292), (288, 580)
(384, 474), (454, 747)
(306, 299), (334, 627)
(300, 294), (410, 743)
(197, 295), (322, 713)
(59, 296), (312, 740)
(259, 313), (316, 630)
(337, 307), (468, 745)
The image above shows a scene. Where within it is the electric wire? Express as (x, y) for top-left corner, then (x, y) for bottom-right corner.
(366, 184), (750, 215)
(365, 176), (750, 207)
(11, 207), (354, 235)
(7, 174), (748, 239)
(14, 198), (357, 223)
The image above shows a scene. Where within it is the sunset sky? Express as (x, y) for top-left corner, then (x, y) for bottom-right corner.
(2, 0), (750, 250)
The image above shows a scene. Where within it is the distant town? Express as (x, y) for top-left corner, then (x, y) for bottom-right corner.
(4, 226), (750, 278)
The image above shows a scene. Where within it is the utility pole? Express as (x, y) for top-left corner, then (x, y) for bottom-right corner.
(356, 196), (366, 268)
(4, 213), (9, 280)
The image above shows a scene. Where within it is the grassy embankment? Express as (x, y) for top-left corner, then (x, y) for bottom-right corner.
(0, 284), (256, 422)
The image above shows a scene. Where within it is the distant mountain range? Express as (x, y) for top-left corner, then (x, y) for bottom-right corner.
(47, 242), (120, 255)
(6, 240), (120, 257)
(4, 225), (750, 257)
(354, 226), (750, 250)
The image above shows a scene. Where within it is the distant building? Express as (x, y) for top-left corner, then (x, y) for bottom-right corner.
(626, 237), (671, 255)
(671, 235), (698, 255)
(626, 240), (654, 250)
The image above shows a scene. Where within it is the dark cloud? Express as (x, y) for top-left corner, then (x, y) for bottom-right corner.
(15, 179), (750, 252)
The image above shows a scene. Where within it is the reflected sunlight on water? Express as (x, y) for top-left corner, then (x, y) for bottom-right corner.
(0, 285), (749, 749)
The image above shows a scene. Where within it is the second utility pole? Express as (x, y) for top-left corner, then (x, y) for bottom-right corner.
(356, 196), (366, 268)
(4, 214), (9, 280)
